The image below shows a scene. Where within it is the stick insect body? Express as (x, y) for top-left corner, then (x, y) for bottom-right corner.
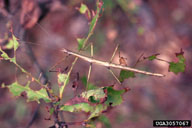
(61, 48), (165, 77)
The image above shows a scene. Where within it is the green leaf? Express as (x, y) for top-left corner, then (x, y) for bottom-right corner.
(58, 73), (69, 98)
(79, 3), (89, 14)
(60, 103), (107, 120)
(49, 107), (54, 115)
(81, 87), (105, 101)
(2, 82), (51, 103)
(58, 73), (68, 85)
(105, 87), (125, 106)
(88, 104), (107, 120)
(169, 50), (186, 74)
(146, 53), (160, 61)
(60, 87), (108, 119)
(148, 55), (156, 61)
(0, 48), (10, 60)
(61, 104), (107, 120)
(5, 38), (14, 49)
(60, 86), (127, 120)
(77, 38), (85, 51)
(60, 103), (93, 113)
(81, 76), (98, 90)
(4, 35), (19, 51)
(12, 34), (19, 52)
(119, 70), (135, 82)
(0, 48), (16, 63)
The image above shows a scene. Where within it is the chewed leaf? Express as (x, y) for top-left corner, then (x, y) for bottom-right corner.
(0, 48), (16, 63)
(12, 34), (19, 52)
(169, 49), (186, 74)
(60, 103), (107, 120)
(105, 87), (125, 106)
(58, 73), (68, 85)
(4, 34), (19, 51)
(88, 104), (107, 120)
(81, 87), (106, 100)
(2, 82), (51, 103)
(169, 62), (185, 74)
(60, 86), (127, 120)
(0, 48), (10, 60)
(5, 38), (14, 49)
(119, 70), (135, 83)
(60, 103), (93, 113)
(58, 73), (69, 98)
(77, 38), (85, 51)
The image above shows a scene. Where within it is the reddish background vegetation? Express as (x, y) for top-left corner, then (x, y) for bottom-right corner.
(0, 0), (192, 128)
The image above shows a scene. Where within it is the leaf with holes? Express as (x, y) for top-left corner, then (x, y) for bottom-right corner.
(5, 38), (14, 49)
(81, 87), (106, 100)
(169, 49), (186, 74)
(60, 86), (127, 120)
(1, 82), (51, 103)
(104, 87), (125, 106)
(60, 103), (93, 113)
(0, 48), (16, 63)
(4, 34), (19, 51)
(12, 34), (19, 52)
(60, 103), (107, 120)
(119, 70), (135, 83)
(58, 73), (69, 85)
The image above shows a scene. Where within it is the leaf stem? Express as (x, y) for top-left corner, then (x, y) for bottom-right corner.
(155, 57), (170, 63)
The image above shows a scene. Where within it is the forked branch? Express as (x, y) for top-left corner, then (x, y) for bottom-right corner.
(61, 48), (165, 77)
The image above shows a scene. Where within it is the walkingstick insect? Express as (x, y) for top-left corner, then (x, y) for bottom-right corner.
(61, 48), (165, 77)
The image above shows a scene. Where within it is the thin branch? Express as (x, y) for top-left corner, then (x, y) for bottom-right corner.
(134, 53), (144, 67)
(108, 69), (121, 84)
(59, 57), (78, 98)
(110, 44), (119, 62)
(49, 56), (69, 72)
(87, 63), (92, 90)
(86, 43), (93, 90)
(61, 48), (165, 77)
(156, 57), (170, 63)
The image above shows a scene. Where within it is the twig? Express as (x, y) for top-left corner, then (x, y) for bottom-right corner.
(134, 53), (144, 67)
(86, 43), (93, 90)
(109, 44), (119, 62)
(108, 69), (121, 84)
(156, 57), (170, 63)
(108, 44), (121, 84)
(61, 48), (165, 77)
